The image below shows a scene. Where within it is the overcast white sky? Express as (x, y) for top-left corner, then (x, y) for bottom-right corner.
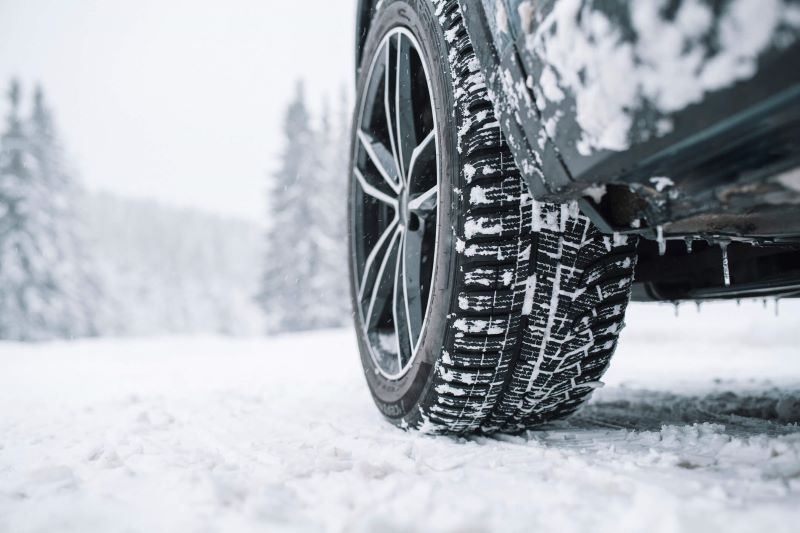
(0, 0), (356, 221)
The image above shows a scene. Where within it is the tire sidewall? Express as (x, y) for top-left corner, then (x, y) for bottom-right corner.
(348, 0), (461, 424)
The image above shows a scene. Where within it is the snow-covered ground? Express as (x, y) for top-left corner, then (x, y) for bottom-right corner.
(1, 300), (799, 533)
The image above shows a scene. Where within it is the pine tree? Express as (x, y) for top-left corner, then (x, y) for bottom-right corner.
(0, 79), (46, 340)
(258, 81), (324, 332)
(312, 89), (351, 327)
(258, 83), (355, 333)
(28, 84), (100, 337)
(0, 80), (98, 340)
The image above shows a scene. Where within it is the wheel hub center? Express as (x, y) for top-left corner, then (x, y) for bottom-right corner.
(399, 186), (410, 227)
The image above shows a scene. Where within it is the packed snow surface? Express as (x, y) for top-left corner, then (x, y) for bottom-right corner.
(1, 301), (800, 533)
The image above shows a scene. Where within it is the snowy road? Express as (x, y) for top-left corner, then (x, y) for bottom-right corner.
(1, 301), (799, 533)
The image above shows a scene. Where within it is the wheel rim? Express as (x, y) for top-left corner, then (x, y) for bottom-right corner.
(351, 27), (440, 380)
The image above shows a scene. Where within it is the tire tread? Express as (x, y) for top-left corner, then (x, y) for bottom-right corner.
(409, 0), (638, 434)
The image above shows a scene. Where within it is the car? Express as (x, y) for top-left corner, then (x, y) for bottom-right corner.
(347, 0), (800, 434)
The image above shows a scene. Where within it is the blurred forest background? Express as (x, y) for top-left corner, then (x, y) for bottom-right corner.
(0, 79), (351, 341)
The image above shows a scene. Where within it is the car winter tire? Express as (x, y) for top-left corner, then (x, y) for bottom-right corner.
(348, 0), (638, 433)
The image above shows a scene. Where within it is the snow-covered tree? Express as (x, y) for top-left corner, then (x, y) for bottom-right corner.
(258, 82), (352, 333)
(0, 80), (98, 340)
(258, 82), (318, 332)
(310, 90), (351, 326)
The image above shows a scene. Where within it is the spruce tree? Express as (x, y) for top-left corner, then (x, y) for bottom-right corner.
(0, 79), (44, 340)
(258, 82), (324, 332)
(0, 80), (97, 340)
(302, 99), (339, 329)
(28, 84), (100, 337)
(311, 91), (351, 328)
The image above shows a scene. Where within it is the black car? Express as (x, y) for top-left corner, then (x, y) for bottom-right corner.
(348, 0), (800, 433)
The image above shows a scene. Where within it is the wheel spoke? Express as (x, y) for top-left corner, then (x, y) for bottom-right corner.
(359, 218), (400, 303)
(406, 129), (435, 185)
(353, 167), (398, 207)
(357, 129), (401, 194)
(402, 226), (424, 352)
(408, 184), (438, 216)
(363, 225), (403, 329)
(393, 233), (412, 365)
(384, 37), (403, 184)
(394, 33), (417, 181)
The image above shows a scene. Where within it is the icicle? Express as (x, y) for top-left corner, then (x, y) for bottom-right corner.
(657, 226), (666, 256)
(673, 302), (680, 317)
(684, 238), (693, 254)
(763, 298), (768, 309)
(775, 298), (780, 317)
(736, 299), (741, 306)
(695, 301), (702, 313)
(720, 241), (731, 287)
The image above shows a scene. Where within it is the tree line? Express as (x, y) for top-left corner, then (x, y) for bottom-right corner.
(0, 79), (352, 341)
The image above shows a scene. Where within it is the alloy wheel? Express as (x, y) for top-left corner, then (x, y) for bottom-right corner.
(351, 27), (440, 380)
